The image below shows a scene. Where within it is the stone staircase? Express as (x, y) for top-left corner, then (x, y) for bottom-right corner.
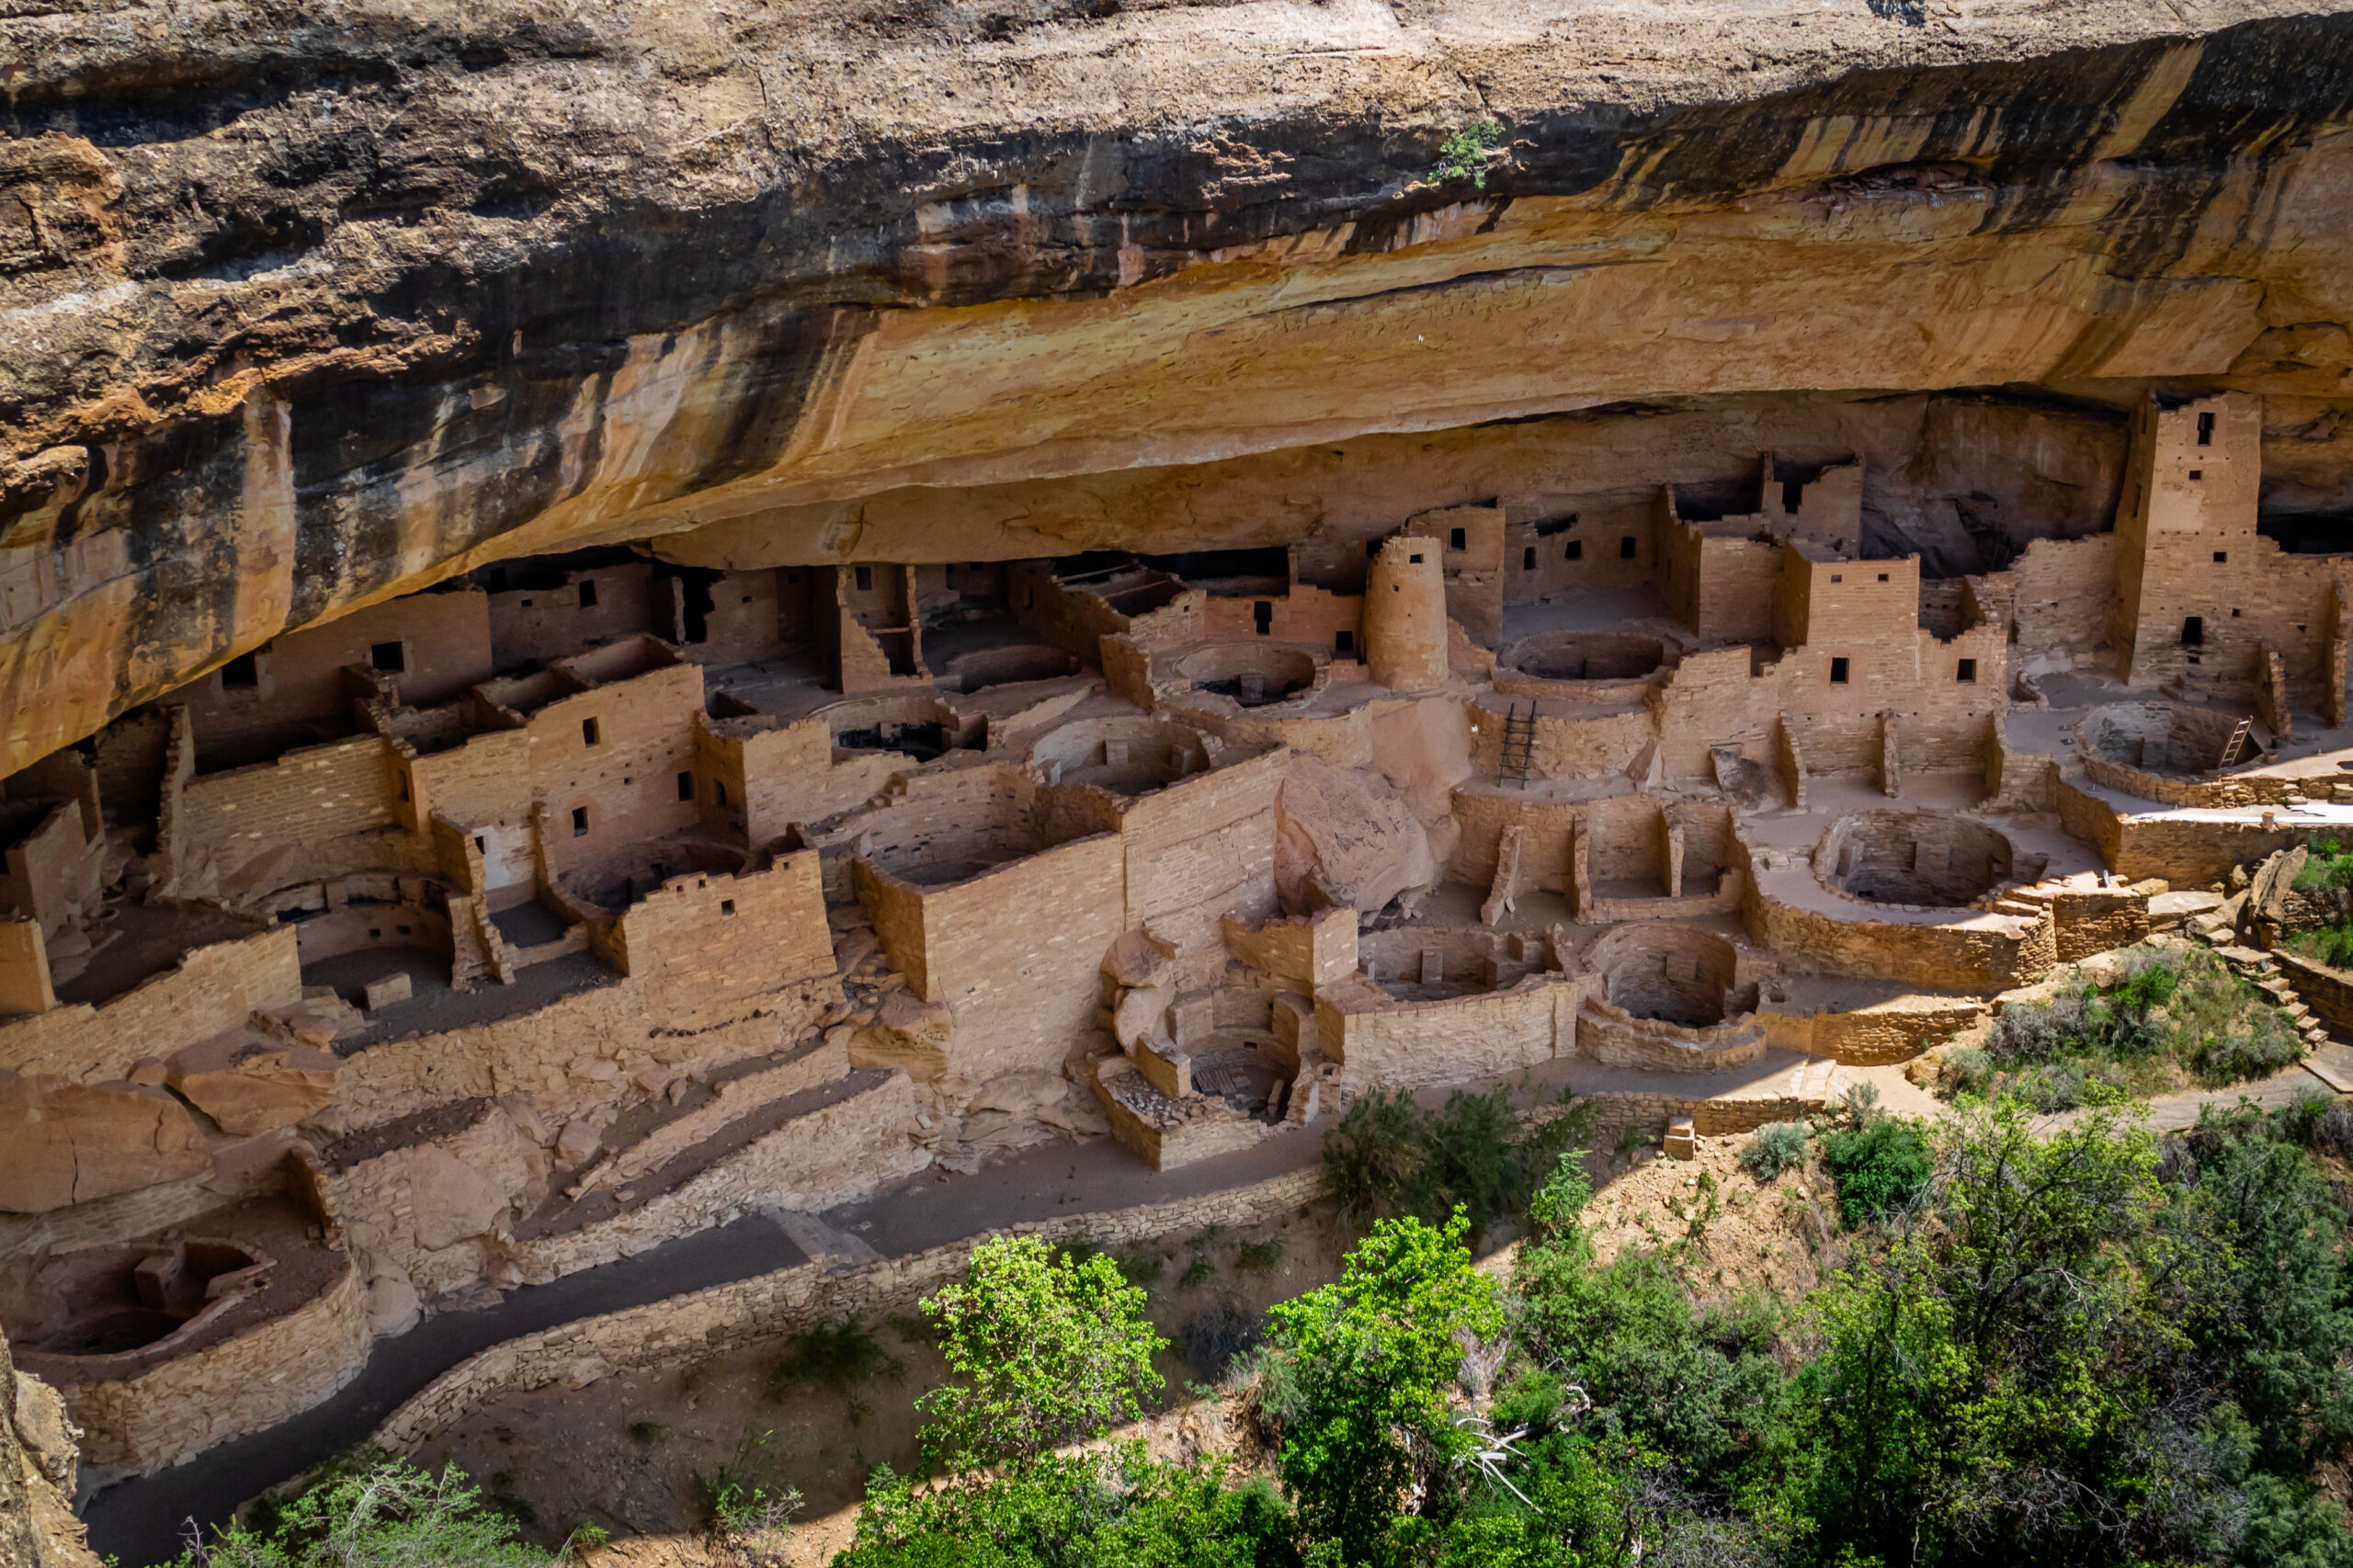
(2203, 941), (2345, 1081)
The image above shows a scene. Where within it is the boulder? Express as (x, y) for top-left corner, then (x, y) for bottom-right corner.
(1111, 982), (1175, 1053)
(1274, 755), (1435, 915)
(363, 1270), (422, 1337)
(553, 1118), (603, 1165)
(0, 1072), (211, 1213)
(166, 1030), (339, 1136)
(849, 990), (956, 1080)
(11, 1369), (79, 1493)
(1102, 929), (1176, 991)
(966, 1070), (1070, 1116)
(407, 1145), (511, 1250)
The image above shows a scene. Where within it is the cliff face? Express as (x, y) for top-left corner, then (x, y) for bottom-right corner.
(6, 0), (2353, 769)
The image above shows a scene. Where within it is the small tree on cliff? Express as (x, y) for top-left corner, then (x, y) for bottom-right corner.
(916, 1233), (1166, 1473)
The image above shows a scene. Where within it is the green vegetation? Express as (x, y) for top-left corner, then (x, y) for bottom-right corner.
(1944, 943), (2301, 1108)
(765, 1319), (905, 1423)
(1432, 120), (1504, 187)
(1815, 1089), (1931, 1228)
(1738, 1120), (1810, 1181)
(181, 1093), (2353, 1568)
(626, 1420), (666, 1447)
(694, 1427), (803, 1568)
(915, 1233), (1166, 1473)
(2285, 839), (2353, 966)
(169, 1458), (571, 1566)
(1236, 1238), (1284, 1276)
(1322, 1084), (1593, 1239)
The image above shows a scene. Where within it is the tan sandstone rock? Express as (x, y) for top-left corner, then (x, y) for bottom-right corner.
(0, 1072), (211, 1213)
(165, 1029), (339, 1136)
(1275, 755), (1436, 916)
(406, 1146), (512, 1251)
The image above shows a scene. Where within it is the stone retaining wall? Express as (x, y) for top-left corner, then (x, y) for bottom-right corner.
(57, 1256), (369, 1476)
(374, 1165), (1330, 1452)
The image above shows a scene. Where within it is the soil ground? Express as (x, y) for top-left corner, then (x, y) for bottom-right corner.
(439, 1129), (1848, 1565)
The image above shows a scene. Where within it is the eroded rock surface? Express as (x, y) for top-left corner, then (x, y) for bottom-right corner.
(7, 3), (2353, 764)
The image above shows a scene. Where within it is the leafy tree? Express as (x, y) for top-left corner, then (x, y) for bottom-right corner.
(1790, 1102), (2232, 1564)
(172, 1458), (556, 1567)
(2169, 1106), (2353, 1471)
(1324, 1086), (1594, 1241)
(1815, 1117), (1930, 1228)
(1263, 1212), (1505, 1565)
(1509, 1158), (1783, 1491)
(918, 1233), (1166, 1473)
(838, 1447), (1292, 1568)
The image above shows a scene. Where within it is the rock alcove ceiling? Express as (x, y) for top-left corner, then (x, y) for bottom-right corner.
(6, 1), (2353, 767)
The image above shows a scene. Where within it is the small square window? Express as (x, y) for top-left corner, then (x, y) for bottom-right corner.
(1409, 553), (1425, 564)
(578, 579), (599, 608)
(855, 565), (874, 591)
(370, 641), (405, 673)
(1522, 546), (1536, 570)
(1565, 540), (1582, 562)
(1830, 657), (1850, 685)
(721, 900), (736, 916)
(677, 771), (695, 801)
(572, 806), (589, 836)
(2233, 608), (2242, 617)
(520, 597), (533, 608)
(1620, 536), (1637, 560)
(2189, 469), (2203, 482)
(398, 924), (413, 936)
(1957, 658), (1977, 684)
(2214, 551), (2228, 563)
(1449, 527), (1466, 551)
(582, 717), (601, 745)
(221, 652), (259, 688)
(1878, 573), (1889, 582)
(369, 927), (381, 939)
(1831, 574), (1843, 584)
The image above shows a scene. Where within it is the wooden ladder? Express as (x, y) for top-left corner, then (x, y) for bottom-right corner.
(2217, 716), (2256, 769)
(1501, 703), (1538, 788)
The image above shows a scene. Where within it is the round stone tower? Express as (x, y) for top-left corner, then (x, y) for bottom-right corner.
(1365, 536), (1449, 693)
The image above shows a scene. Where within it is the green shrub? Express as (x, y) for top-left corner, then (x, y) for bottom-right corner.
(1739, 1121), (1810, 1181)
(764, 1319), (904, 1423)
(1180, 1254), (1216, 1288)
(1322, 1084), (1593, 1239)
(1432, 119), (1503, 187)
(1117, 1252), (1165, 1289)
(627, 1420), (666, 1447)
(2286, 923), (2353, 971)
(1941, 1047), (1996, 1096)
(173, 1458), (555, 1567)
(1819, 1118), (1932, 1227)
(1235, 1238), (1283, 1276)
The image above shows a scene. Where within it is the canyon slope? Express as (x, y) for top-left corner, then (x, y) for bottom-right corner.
(6, 0), (2353, 768)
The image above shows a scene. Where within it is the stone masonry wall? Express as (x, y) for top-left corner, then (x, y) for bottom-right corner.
(47, 1255), (369, 1476)
(0, 922), (299, 1081)
(175, 735), (408, 902)
(375, 1165), (1333, 1452)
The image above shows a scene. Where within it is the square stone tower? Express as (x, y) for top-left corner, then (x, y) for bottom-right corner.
(2109, 391), (2267, 689)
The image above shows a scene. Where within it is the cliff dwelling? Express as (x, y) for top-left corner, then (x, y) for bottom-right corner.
(10, 4), (2353, 1561)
